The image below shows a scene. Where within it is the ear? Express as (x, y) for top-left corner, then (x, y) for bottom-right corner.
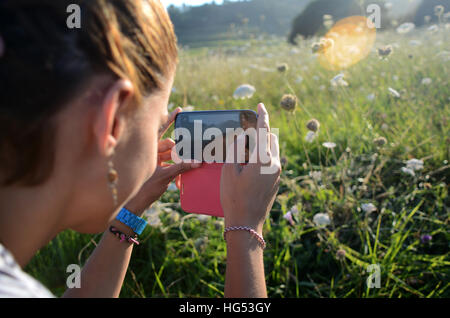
(93, 79), (134, 157)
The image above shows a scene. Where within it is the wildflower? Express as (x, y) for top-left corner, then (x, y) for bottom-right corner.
(305, 131), (317, 143)
(283, 211), (295, 226)
(373, 137), (387, 147)
(336, 249), (346, 261)
(233, 84), (256, 99)
(420, 234), (432, 244)
(377, 45), (393, 59)
(401, 167), (415, 177)
(421, 78), (432, 85)
(388, 87), (401, 98)
(396, 22), (415, 34)
(313, 213), (331, 227)
(435, 5), (444, 17)
(280, 94), (297, 112)
(194, 237), (209, 251)
(296, 76), (304, 84)
(277, 63), (289, 73)
(330, 73), (348, 87)
(309, 170), (322, 181)
(367, 93), (376, 102)
(406, 158), (424, 171)
(306, 119), (320, 132)
(289, 205), (299, 217)
(427, 25), (439, 33)
(361, 203), (377, 214)
(322, 142), (336, 149)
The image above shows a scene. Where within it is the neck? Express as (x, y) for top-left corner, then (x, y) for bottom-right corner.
(0, 180), (69, 268)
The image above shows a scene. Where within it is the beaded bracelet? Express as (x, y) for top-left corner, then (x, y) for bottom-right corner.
(223, 226), (266, 250)
(109, 226), (140, 245)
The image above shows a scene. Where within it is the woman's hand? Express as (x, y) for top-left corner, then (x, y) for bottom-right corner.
(125, 107), (200, 216)
(220, 103), (281, 233)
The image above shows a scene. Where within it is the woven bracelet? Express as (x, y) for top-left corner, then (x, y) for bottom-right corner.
(223, 226), (266, 250)
(109, 226), (140, 245)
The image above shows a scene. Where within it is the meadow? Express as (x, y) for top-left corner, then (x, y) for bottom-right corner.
(26, 23), (449, 298)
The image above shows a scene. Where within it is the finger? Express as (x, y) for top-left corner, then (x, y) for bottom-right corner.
(256, 103), (271, 164)
(161, 161), (201, 180)
(159, 107), (182, 138)
(270, 133), (280, 165)
(175, 174), (181, 189)
(158, 138), (176, 153)
(158, 150), (173, 162)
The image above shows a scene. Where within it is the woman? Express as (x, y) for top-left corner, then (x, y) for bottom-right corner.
(0, 0), (281, 298)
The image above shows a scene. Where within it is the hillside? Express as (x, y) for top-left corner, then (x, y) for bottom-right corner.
(168, 0), (310, 46)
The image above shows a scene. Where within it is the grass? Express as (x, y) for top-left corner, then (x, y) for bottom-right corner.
(25, 26), (449, 298)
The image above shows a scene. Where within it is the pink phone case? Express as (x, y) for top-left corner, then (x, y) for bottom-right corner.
(180, 163), (224, 217)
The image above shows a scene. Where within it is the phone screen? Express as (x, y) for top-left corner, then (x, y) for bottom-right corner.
(174, 110), (257, 162)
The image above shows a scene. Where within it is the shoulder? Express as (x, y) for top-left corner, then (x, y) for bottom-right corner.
(0, 244), (55, 298)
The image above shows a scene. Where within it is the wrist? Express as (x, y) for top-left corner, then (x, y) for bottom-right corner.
(124, 201), (148, 217)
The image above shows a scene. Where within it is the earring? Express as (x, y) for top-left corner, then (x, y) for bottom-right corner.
(107, 153), (119, 207)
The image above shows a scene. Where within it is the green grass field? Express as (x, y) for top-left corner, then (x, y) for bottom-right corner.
(25, 26), (449, 298)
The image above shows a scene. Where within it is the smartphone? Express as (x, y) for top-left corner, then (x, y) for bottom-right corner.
(174, 110), (257, 217)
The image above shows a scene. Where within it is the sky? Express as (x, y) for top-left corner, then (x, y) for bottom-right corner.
(161, 0), (228, 7)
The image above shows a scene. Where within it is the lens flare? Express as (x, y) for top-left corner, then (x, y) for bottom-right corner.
(317, 16), (376, 70)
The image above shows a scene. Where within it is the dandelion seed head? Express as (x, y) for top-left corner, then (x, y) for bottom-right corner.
(280, 94), (297, 112)
(277, 63), (289, 73)
(306, 119), (320, 132)
(373, 137), (387, 147)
